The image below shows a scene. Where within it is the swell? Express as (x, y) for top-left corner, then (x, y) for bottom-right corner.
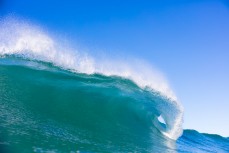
(177, 130), (229, 153)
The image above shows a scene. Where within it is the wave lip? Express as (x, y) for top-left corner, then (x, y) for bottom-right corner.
(0, 17), (184, 140)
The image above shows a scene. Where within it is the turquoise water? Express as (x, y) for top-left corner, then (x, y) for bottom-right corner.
(0, 18), (228, 152)
(0, 57), (228, 153)
(0, 57), (179, 152)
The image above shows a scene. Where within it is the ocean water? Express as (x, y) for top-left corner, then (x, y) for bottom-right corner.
(1, 57), (229, 153)
(0, 18), (229, 153)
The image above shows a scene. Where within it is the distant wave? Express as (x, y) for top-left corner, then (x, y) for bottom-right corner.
(177, 130), (229, 152)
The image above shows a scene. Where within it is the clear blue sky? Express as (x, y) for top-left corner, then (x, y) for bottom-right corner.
(1, 0), (229, 136)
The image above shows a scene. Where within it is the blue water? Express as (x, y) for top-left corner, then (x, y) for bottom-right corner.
(178, 130), (229, 153)
(0, 18), (228, 153)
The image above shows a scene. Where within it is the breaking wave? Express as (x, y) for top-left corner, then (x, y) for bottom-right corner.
(0, 17), (184, 152)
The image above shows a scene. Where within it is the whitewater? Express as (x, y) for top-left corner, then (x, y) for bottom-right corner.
(0, 18), (228, 153)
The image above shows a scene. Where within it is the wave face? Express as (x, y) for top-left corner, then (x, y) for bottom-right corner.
(0, 17), (184, 152)
(0, 57), (180, 152)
